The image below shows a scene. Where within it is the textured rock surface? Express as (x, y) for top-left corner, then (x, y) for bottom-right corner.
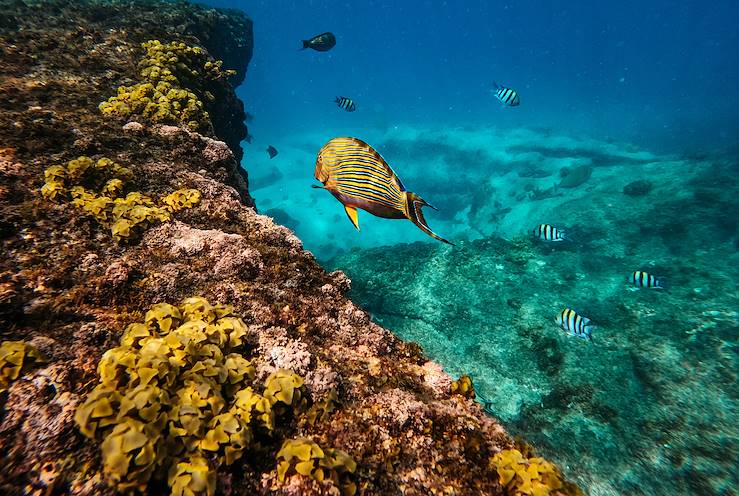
(0, 1), (525, 495)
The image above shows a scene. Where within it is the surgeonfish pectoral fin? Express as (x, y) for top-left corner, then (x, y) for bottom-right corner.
(406, 192), (454, 245)
(344, 205), (360, 230)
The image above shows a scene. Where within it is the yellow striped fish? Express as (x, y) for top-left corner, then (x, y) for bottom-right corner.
(313, 137), (452, 245)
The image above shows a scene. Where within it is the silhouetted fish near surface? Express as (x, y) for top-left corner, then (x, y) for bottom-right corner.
(493, 81), (520, 107)
(266, 146), (278, 159)
(313, 137), (453, 245)
(335, 96), (356, 112)
(556, 308), (594, 341)
(301, 32), (336, 52)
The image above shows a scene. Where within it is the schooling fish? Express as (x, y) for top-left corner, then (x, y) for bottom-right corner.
(313, 137), (453, 245)
(266, 146), (278, 159)
(556, 308), (594, 341)
(301, 32), (336, 52)
(630, 271), (666, 289)
(335, 96), (356, 112)
(533, 224), (566, 241)
(493, 82), (520, 107)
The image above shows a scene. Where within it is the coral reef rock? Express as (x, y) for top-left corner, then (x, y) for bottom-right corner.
(0, 1), (552, 495)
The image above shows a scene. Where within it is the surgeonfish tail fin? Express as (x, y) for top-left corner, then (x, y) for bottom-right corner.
(406, 192), (453, 245)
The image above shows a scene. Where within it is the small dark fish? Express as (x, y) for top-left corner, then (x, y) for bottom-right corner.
(301, 32), (336, 52)
(556, 308), (594, 341)
(313, 137), (453, 245)
(533, 224), (566, 241)
(493, 81), (520, 107)
(266, 146), (278, 159)
(335, 96), (356, 112)
(630, 271), (665, 289)
(244, 133), (253, 144)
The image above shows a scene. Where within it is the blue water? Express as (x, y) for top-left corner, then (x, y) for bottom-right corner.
(197, 1), (738, 495)
(206, 0), (738, 154)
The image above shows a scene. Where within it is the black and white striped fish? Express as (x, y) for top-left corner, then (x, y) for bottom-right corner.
(335, 96), (356, 112)
(630, 271), (665, 289)
(493, 82), (520, 107)
(533, 224), (566, 241)
(556, 308), (594, 341)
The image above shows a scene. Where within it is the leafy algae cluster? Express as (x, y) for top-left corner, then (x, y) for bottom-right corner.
(0, 340), (44, 393)
(490, 449), (582, 496)
(450, 374), (476, 399)
(41, 156), (200, 241)
(276, 438), (357, 495)
(74, 297), (355, 495)
(99, 40), (236, 131)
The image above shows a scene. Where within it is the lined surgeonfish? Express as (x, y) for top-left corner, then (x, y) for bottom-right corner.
(493, 82), (520, 107)
(301, 32), (336, 52)
(630, 271), (666, 289)
(335, 96), (356, 112)
(313, 137), (453, 245)
(533, 223), (566, 241)
(556, 308), (594, 341)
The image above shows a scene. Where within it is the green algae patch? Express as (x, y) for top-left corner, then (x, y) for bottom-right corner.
(276, 437), (357, 496)
(41, 156), (200, 242)
(73, 297), (307, 495)
(0, 340), (45, 393)
(99, 40), (236, 131)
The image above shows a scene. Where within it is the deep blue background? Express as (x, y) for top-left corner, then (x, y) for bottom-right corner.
(200, 0), (738, 154)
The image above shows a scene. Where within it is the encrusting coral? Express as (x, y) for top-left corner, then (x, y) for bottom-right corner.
(100, 40), (236, 131)
(41, 156), (200, 241)
(276, 437), (357, 496)
(73, 297), (310, 495)
(0, 340), (44, 393)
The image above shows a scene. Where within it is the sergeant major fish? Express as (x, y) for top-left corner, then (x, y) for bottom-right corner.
(493, 82), (520, 107)
(556, 308), (594, 341)
(533, 223), (566, 241)
(301, 32), (336, 52)
(335, 96), (356, 112)
(630, 271), (666, 289)
(313, 137), (453, 245)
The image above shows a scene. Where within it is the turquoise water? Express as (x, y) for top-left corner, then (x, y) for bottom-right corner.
(202, 1), (738, 494)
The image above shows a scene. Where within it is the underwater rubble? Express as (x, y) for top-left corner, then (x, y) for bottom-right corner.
(0, 1), (589, 495)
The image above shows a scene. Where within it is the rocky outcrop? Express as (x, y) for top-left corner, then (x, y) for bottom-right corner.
(0, 1), (539, 495)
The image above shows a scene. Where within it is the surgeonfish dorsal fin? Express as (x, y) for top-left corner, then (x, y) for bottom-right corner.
(344, 205), (360, 230)
(405, 192), (453, 245)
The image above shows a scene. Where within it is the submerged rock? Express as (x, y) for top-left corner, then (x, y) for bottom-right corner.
(557, 164), (593, 188)
(0, 1), (548, 495)
(623, 179), (654, 196)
